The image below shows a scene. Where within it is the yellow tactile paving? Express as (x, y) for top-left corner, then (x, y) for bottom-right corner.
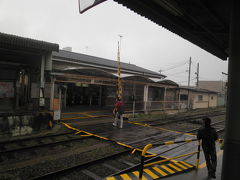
(179, 161), (193, 168)
(132, 171), (147, 180)
(152, 167), (167, 176)
(105, 161), (195, 180)
(143, 169), (159, 179)
(174, 162), (188, 170)
(160, 165), (175, 174)
(106, 177), (116, 180)
(168, 163), (182, 172)
(120, 173), (133, 180)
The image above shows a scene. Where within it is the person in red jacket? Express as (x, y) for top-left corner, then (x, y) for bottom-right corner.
(113, 97), (125, 128)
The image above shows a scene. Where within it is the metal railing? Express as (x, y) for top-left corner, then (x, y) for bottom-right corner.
(138, 139), (201, 180)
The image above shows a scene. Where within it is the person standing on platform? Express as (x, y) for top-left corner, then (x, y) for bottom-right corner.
(113, 97), (125, 128)
(197, 117), (218, 179)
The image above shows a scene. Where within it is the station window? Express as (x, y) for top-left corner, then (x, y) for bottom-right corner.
(198, 95), (203, 101)
(180, 94), (188, 101)
(211, 96), (214, 100)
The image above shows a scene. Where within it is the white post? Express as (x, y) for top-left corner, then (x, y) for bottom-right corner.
(50, 78), (55, 111)
(39, 55), (45, 108)
(164, 87), (167, 110)
(178, 91), (181, 110)
(132, 84), (136, 118)
(64, 86), (67, 108)
(144, 85), (149, 113)
(98, 86), (102, 106)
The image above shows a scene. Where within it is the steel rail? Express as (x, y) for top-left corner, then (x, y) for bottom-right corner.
(30, 149), (132, 180)
(0, 135), (91, 154)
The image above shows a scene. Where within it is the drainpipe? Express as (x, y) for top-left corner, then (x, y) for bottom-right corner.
(143, 85), (149, 113)
(39, 55), (45, 109)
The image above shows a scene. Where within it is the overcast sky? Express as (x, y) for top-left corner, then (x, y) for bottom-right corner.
(0, 0), (228, 85)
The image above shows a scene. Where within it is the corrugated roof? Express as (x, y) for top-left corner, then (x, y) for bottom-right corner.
(52, 50), (165, 79)
(0, 32), (59, 52)
(157, 79), (179, 86)
(198, 81), (226, 94)
(180, 86), (218, 94)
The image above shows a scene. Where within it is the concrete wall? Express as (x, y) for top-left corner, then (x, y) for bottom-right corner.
(192, 92), (217, 109)
(179, 89), (218, 109)
(0, 113), (52, 136)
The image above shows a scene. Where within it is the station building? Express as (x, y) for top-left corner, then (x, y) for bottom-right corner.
(51, 49), (180, 114)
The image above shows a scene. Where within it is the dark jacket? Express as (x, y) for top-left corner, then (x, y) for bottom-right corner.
(114, 101), (125, 115)
(197, 127), (218, 151)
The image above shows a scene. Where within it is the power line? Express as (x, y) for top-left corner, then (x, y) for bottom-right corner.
(176, 78), (195, 84)
(160, 60), (188, 72)
(166, 70), (187, 76)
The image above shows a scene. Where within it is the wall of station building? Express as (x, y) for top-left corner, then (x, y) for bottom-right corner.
(54, 81), (145, 111)
(179, 89), (218, 109)
(0, 57), (53, 136)
(54, 77), (184, 113)
(0, 64), (41, 111)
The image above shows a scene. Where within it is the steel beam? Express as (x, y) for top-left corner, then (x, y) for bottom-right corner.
(222, 0), (240, 179)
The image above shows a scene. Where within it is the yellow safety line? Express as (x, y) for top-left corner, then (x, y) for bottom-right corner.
(174, 162), (188, 170)
(161, 165), (175, 174)
(152, 167), (167, 176)
(168, 163), (182, 172)
(132, 171), (147, 180)
(62, 110), (104, 115)
(61, 116), (89, 120)
(164, 141), (175, 145)
(128, 121), (196, 137)
(120, 173), (132, 180)
(199, 150), (223, 169)
(80, 113), (95, 117)
(61, 115), (111, 120)
(185, 139), (193, 142)
(144, 169), (159, 179)
(179, 161), (193, 168)
(106, 177), (116, 180)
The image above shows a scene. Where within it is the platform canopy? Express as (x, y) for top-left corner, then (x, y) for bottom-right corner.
(112, 0), (230, 60)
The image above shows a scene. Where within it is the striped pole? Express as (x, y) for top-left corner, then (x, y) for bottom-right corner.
(117, 41), (122, 100)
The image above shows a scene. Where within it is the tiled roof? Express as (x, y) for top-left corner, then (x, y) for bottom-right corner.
(52, 50), (165, 79)
(0, 32), (59, 52)
(180, 86), (218, 94)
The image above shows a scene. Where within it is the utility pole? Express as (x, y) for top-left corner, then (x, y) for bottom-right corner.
(187, 57), (192, 110)
(196, 63), (199, 87)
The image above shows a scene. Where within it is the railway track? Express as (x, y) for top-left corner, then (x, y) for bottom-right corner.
(147, 111), (226, 126)
(29, 124), (225, 180)
(0, 132), (90, 155)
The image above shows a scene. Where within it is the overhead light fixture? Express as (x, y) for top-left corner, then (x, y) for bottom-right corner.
(154, 0), (183, 16)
